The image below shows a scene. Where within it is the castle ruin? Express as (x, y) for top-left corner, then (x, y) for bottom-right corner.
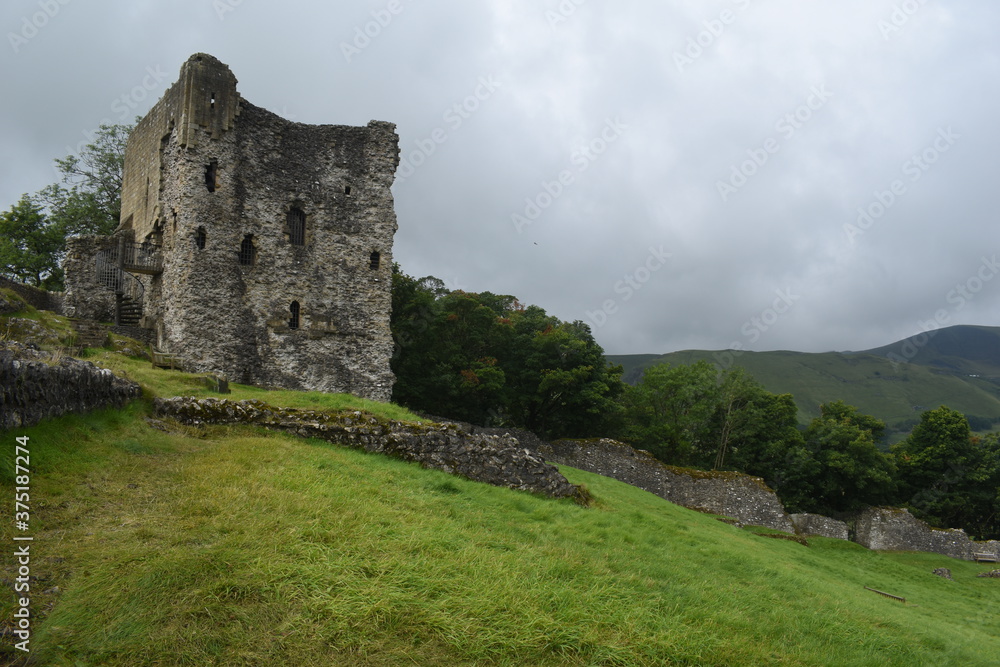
(63, 53), (400, 401)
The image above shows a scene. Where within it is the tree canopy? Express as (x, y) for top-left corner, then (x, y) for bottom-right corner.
(390, 265), (624, 439)
(0, 122), (132, 290)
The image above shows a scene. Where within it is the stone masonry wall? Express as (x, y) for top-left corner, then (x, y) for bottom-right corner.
(62, 236), (118, 322)
(853, 507), (1000, 561)
(0, 277), (63, 314)
(153, 397), (587, 502)
(791, 513), (849, 540)
(101, 53), (400, 401)
(535, 438), (794, 532)
(1, 343), (141, 431)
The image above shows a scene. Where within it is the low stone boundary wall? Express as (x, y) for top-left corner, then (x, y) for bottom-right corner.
(791, 513), (849, 540)
(0, 276), (63, 314)
(1, 343), (141, 430)
(534, 438), (794, 532)
(853, 507), (1000, 561)
(153, 397), (587, 502)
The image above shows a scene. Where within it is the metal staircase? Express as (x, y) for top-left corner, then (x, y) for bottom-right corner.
(95, 239), (163, 326)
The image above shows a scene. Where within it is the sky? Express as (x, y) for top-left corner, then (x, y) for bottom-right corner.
(2, 0), (998, 356)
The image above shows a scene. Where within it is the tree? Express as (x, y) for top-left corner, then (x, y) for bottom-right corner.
(621, 361), (719, 465)
(893, 406), (1000, 539)
(799, 402), (896, 514)
(0, 195), (64, 288)
(0, 122), (132, 291)
(389, 266), (624, 438)
(35, 122), (131, 237)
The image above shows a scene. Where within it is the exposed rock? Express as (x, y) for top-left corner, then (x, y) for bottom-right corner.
(153, 396), (587, 503)
(977, 570), (1000, 578)
(932, 568), (953, 580)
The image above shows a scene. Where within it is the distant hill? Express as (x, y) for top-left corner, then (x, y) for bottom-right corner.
(607, 325), (1000, 440)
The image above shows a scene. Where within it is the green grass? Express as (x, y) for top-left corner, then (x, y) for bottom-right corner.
(81, 347), (425, 423)
(3, 408), (1000, 665)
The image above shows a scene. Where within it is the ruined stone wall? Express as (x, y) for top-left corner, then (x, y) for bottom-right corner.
(88, 53), (400, 401)
(0, 343), (141, 431)
(62, 236), (118, 322)
(791, 513), (849, 540)
(150, 101), (397, 399)
(120, 53), (240, 242)
(0, 277), (63, 314)
(536, 438), (795, 532)
(153, 397), (586, 501)
(852, 507), (1000, 561)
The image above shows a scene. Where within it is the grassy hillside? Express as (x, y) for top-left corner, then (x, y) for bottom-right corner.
(609, 325), (1000, 438)
(3, 305), (1000, 664)
(4, 400), (1000, 665)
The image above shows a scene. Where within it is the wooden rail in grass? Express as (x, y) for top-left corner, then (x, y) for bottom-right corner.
(865, 587), (906, 604)
(973, 552), (998, 564)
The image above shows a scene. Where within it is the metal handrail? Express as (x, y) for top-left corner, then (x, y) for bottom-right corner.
(95, 252), (145, 303)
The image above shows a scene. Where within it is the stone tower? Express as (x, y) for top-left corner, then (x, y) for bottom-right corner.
(66, 54), (400, 400)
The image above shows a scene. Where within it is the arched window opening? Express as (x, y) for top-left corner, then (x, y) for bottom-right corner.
(195, 227), (207, 250)
(287, 207), (306, 246)
(369, 251), (381, 271)
(289, 301), (300, 330)
(238, 234), (256, 266)
(205, 160), (218, 193)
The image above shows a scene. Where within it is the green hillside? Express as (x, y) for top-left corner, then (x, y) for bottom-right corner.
(4, 401), (1000, 665)
(609, 325), (1000, 438)
(4, 305), (1000, 664)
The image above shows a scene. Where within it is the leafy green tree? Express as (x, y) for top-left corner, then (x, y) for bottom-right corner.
(621, 361), (719, 465)
(799, 402), (896, 514)
(389, 266), (624, 438)
(0, 195), (64, 288)
(893, 406), (1000, 538)
(34, 122), (131, 237)
(0, 122), (132, 291)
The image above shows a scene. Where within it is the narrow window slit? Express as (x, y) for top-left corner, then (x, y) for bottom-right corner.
(238, 234), (256, 266)
(289, 301), (300, 330)
(287, 207), (306, 246)
(205, 160), (218, 193)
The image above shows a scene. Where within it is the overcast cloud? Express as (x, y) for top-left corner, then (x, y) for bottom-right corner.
(2, 0), (998, 355)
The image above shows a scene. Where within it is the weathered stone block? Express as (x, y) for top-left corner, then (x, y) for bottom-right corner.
(790, 513), (849, 540)
(534, 437), (794, 532)
(853, 507), (973, 560)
